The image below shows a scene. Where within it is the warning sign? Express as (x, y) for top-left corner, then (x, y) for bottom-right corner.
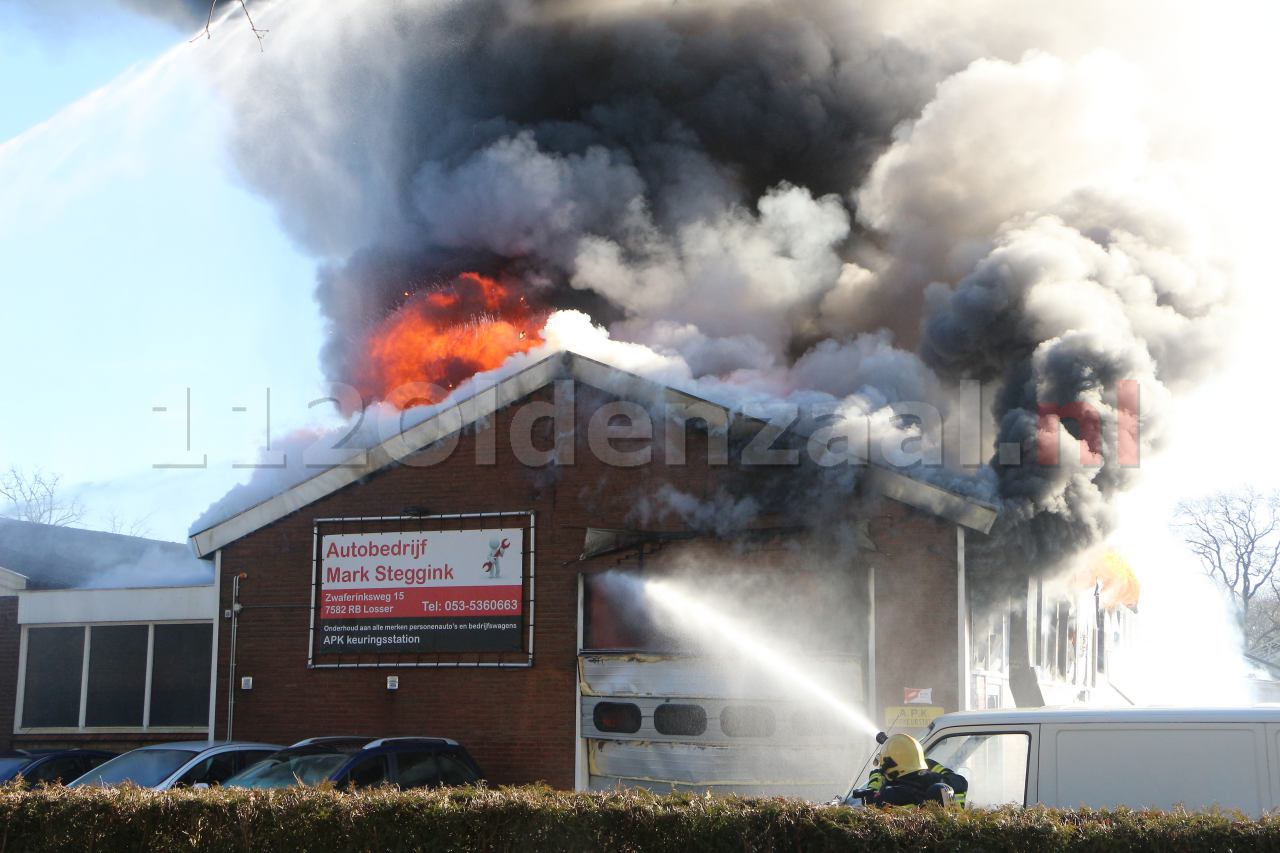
(882, 706), (945, 732)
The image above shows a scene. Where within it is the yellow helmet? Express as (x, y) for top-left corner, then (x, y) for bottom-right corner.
(879, 733), (927, 779)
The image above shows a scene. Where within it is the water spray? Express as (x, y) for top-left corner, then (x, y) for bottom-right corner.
(642, 576), (880, 738)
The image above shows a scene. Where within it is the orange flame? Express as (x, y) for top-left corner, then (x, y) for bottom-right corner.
(1073, 549), (1141, 609)
(354, 272), (546, 410)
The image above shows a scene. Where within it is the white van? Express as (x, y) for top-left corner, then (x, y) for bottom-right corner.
(915, 707), (1280, 815)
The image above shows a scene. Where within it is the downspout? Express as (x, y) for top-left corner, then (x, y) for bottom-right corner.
(225, 572), (244, 741)
(957, 526), (970, 712)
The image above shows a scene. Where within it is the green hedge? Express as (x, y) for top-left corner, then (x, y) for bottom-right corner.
(2, 784), (1279, 852)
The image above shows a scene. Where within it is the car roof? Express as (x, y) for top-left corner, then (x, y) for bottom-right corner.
(1, 749), (110, 759)
(133, 741), (282, 751)
(288, 736), (460, 750)
(929, 706), (1280, 729)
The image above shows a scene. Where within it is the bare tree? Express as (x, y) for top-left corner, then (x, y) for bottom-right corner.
(0, 466), (86, 527)
(104, 511), (153, 539)
(1175, 487), (1280, 652)
(194, 0), (268, 50)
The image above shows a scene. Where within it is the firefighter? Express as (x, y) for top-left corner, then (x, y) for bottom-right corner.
(863, 733), (968, 808)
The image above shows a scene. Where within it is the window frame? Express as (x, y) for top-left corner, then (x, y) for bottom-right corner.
(922, 725), (1038, 808)
(14, 620), (214, 735)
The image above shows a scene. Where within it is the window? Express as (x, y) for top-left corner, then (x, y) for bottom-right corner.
(175, 752), (239, 787)
(654, 704), (707, 736)
(22, 627), (84, 727)
(925, 731), (1030, 808)
(235, 751), (276, 772)
(150, 624), (213, 726)
(85, 626), (149, 727)
(437, 755), (478, 785)
(26, 756), (85, 785)
(593, 702), (642, 734)
(18, 622), (213, 731)
(395, 752), (440, 788)
(346, 756), (389, 788)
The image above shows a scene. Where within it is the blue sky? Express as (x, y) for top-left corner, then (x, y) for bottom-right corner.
(0, 3), (335, 540)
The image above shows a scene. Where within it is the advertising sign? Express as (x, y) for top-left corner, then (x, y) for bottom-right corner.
(882, 706), (946, 732)
(316, 529), (523, 654)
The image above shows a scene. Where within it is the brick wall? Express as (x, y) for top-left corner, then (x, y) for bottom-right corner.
(212, 384), (960, 787)
(0, 596), (17, 751)
(867, 501), (960, 719)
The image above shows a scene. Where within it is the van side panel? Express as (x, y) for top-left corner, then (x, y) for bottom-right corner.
(1044, 725), (1265, 815)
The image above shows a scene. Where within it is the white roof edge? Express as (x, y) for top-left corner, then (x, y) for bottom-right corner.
(931, 706), (1280, 726)
(0, 565), (29, 592)
(190, 350), (998, 556)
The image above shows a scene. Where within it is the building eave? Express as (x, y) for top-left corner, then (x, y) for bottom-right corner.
(190, 350), (998, 557)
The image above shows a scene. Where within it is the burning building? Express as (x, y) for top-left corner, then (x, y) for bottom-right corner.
(188, 351), (1005, 794)
(0, 0), (1214, 797)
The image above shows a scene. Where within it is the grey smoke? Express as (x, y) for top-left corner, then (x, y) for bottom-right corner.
(199, 0), (1231, 576)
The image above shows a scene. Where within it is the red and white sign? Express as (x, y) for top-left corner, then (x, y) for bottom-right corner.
(319, 529), (523, 619)
(903, 687), (933, 705)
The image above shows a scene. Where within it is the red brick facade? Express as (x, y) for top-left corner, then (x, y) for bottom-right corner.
(212, 384), (960, 788)
(0, 596), (17, 751)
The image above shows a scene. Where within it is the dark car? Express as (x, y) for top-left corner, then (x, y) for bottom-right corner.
(224, 736), (484, 790)
(0, 749), (116, 786)
(67, 741), (282, 790)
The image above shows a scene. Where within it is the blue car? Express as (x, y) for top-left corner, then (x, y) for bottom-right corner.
(0, 749), (116, 786)
(224, 736), (484, 790)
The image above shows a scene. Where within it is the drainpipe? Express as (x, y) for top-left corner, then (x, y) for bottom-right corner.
(225, 572), (245, 741)
(957, 526), (970, 711)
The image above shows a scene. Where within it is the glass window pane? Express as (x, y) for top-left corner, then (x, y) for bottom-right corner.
(395, 752), (440, 788)
(926, 732), (1029, 807)
(27, 756), (82, 785)
(176, 752), (238, 787)
(654, 704), (707, 736)
(85, 626), (148, 727)
(592, 702), (641, 734)
(345, 757), (388, 788)
(22, 627), (85, 727)
(437, 755), (478, 785)
(149, 624), (212, 727)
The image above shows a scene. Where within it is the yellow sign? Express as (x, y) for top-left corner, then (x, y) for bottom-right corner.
(882, 706), (945, 731)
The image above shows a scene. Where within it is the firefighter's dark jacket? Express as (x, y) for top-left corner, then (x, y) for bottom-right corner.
(866, 759), (969, 807)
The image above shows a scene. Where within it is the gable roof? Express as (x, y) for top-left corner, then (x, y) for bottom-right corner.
(190, 351), (998, 557)
(0, 517), (213, 590)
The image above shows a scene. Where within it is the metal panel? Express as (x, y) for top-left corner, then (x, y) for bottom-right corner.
(587, 775), (848, 799)
(580, 655), (863, 702)
(582, 695), (865, 746)
(589, 738), (859, 786)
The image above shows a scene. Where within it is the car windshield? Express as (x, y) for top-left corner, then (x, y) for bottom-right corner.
(224, 751), (350, 789)
(68, 749), (199, 788)
(0, 756), (34, 779)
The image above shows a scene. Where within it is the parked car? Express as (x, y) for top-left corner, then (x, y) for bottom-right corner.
(0, 749), (116, 786)
(862, 706), (1280, 815)
(224, 736), (484, 790)
(67, 741), (282, 790)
